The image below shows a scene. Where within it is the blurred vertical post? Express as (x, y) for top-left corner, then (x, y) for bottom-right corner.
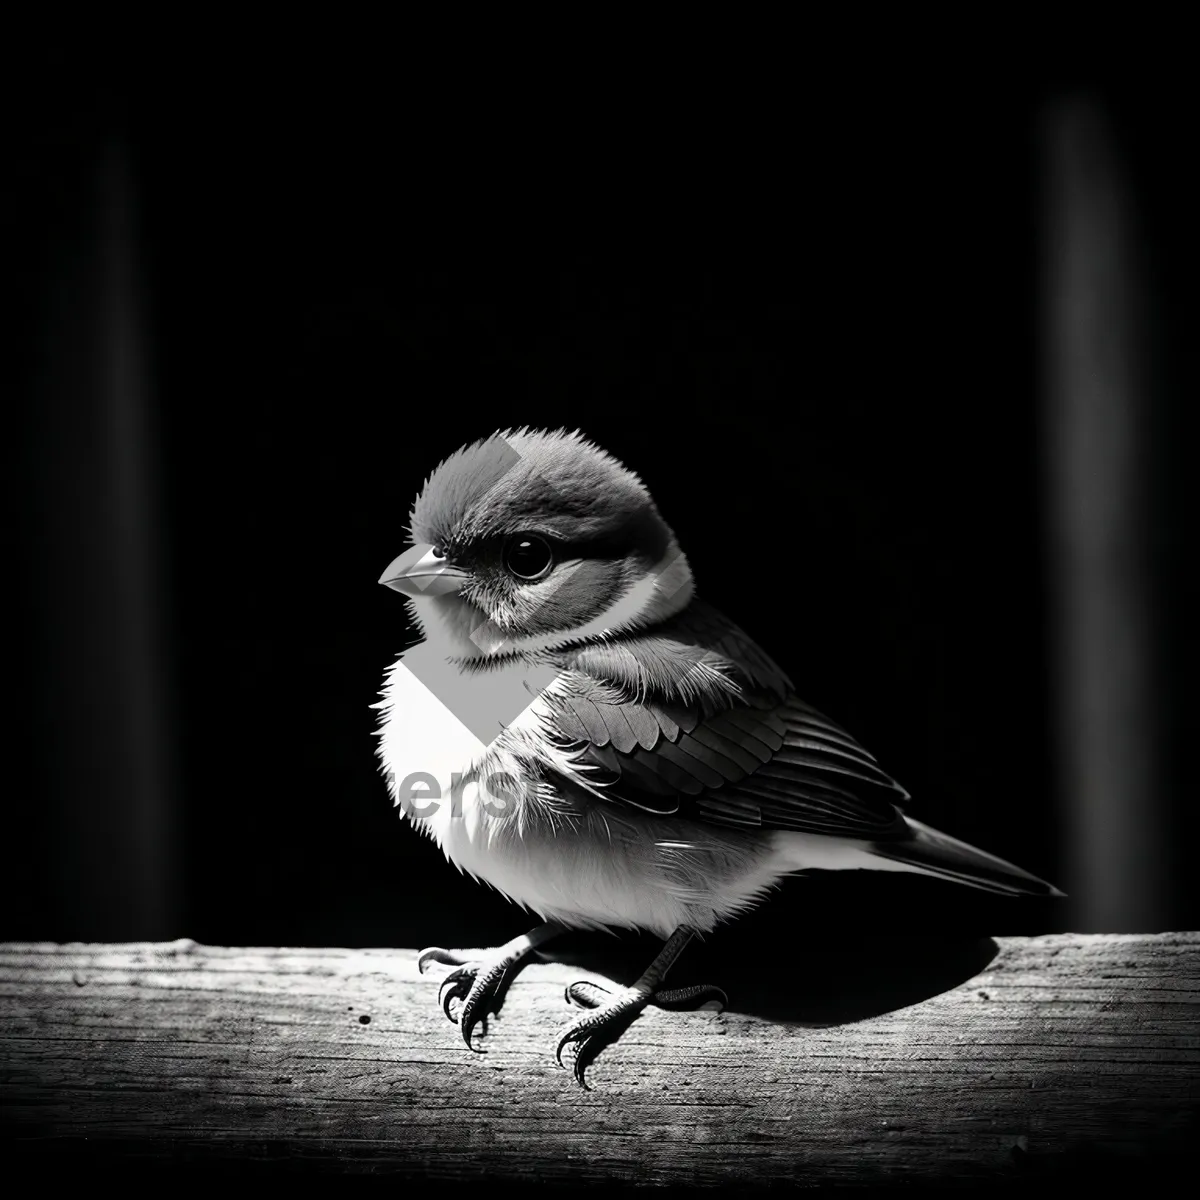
(1041, 97), (1164, 931)
(28, 130), (178, 939)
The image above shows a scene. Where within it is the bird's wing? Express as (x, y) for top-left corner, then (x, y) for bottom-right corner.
(543, 601), (912, 841)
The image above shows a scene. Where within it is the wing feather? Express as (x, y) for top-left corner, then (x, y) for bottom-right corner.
(598, 703), (640, 754)
(622, 704), (663, 752)
(686, 723), (770, 774)
(542, 600), (911, 841)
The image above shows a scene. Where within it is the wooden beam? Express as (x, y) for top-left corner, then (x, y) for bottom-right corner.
(2, 934), (1197, 1182)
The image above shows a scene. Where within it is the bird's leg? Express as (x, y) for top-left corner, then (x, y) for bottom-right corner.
(556, 926), (727, 1088)
(418, 922), (566, 1050)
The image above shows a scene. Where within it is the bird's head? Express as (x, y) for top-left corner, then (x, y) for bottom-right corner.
(379, 428), (694, 661)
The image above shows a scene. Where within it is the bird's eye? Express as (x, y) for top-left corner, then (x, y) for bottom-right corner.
(431, 545), (446, 560)
(504, 534), (554, 581)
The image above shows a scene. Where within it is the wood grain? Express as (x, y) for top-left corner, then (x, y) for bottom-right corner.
(2, 934), (1197, 1183)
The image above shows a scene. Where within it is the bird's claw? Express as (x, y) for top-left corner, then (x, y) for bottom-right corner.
(557, 977), (727, 1088)
(419, 947), (516, 1051)
(555, 982), (653, 1089)
(436, 963), (481, 1020)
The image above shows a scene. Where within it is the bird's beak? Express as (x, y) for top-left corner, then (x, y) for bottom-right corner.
(378, 544), (468, 597)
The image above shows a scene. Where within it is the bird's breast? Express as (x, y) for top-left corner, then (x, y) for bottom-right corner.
(374, 646), (564, 855)
(375, 645), (801, 936)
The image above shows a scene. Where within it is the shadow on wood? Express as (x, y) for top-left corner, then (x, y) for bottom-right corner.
(538, 927), (1001, 1026)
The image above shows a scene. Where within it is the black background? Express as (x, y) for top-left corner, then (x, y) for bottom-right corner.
(8, 52), (1196, 951)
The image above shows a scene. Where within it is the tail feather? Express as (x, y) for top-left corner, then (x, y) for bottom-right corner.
(869, 819), (1065, 898)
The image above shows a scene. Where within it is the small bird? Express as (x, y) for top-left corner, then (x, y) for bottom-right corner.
(375, 428), (1062, 1086)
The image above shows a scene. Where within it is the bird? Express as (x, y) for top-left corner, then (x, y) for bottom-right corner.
(374, 427), (1063, 1087)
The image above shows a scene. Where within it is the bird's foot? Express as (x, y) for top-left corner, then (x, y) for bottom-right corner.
(416, 945), (519, 1051)
(417, 924), (563, 1052)
(556, 978), (728, 1089)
